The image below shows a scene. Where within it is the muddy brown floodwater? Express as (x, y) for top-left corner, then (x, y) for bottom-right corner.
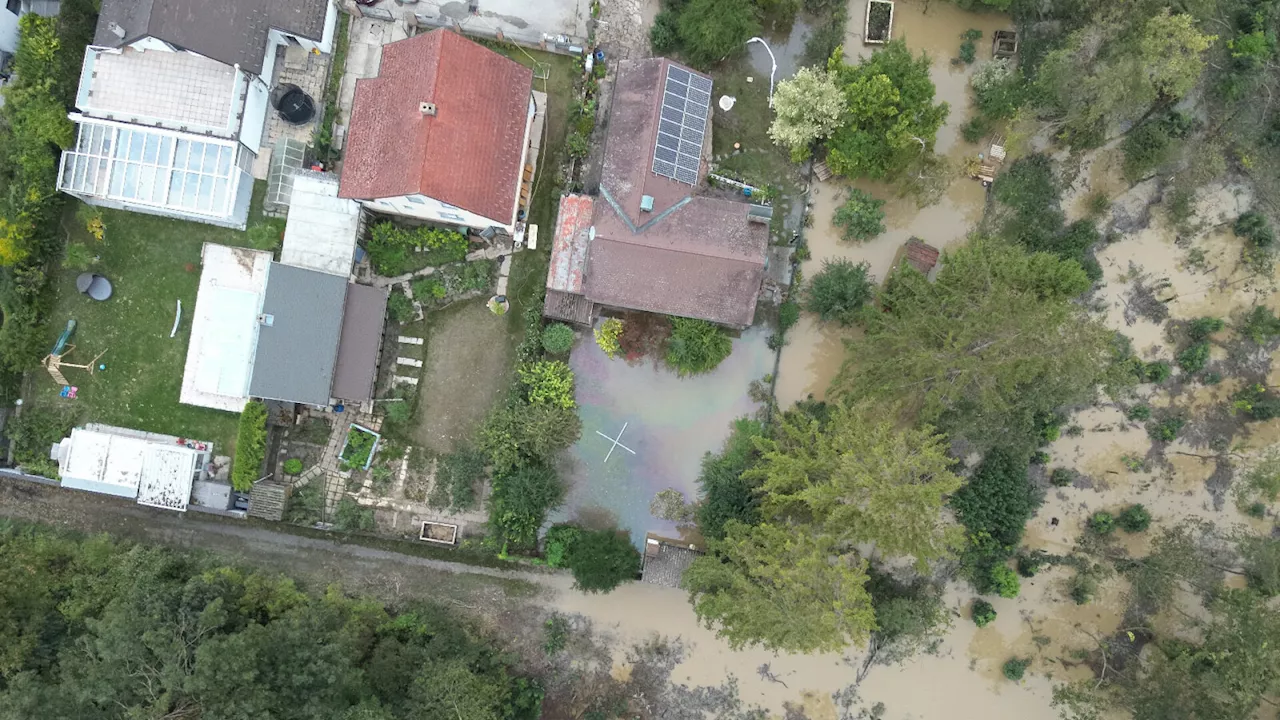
(775, 0), (1009, 407)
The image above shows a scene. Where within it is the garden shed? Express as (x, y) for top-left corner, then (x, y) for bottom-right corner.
(640, 534), (703, 588)
(249, 262), (348, 406)
(51, 424), (207, 512)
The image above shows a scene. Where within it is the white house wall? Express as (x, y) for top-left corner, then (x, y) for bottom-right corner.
(361, 194), (505, 232)
(0, 7), (20, 56)
(507, 93), (537, 230)
(240, 76), (269, 153)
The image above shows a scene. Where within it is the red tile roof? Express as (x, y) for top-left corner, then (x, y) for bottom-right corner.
(338, 29), (534, 224)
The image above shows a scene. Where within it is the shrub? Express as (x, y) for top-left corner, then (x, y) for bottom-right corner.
(1187, 316), (1224, 341)
(958, 38), (977, 63)
(232, 401), (269, 491)
(1232, 383), (1280, 420)
(1087, 511), (1115, 535)
(1246, 501), (1267, 518)
(366, 222), (468, 275)
(650, 8), (680, 53)
(1142, 361), (1172, 383)
(832, 189), (886, 243)
(1240, 305), (1280, 343)
(561, 527), (642, 593)
(1177, 341), (1210, 373)
(566, 132), (589, 159)
(333, 498), (375, 532)
(665, 317), (732, 376)
(481, 400), (582, 475)
(1069, 570), (1098, 605)
(951, 449), (1038, 552)
(437, 260), (494, 294)
(991, 564), (1021, 598)
(805, 258), (874, 326)
(541, 323), (575, 354)
(777, 300), (800, 332)
(282, 458), (304, 475)
(387, 292), (414, 324)
(544, 524), (582, 568)
(1147, 416), (1185, 442)
(594, 317), (623, 358)
(63, 242), (93, 271)
(340, 426), (378, 470)
(412, 277), (447, 301)
(971, 599), (997, 627)
(488, 462), (565, 549)
(6, 405), (76, 477)
(1117, 504), (1151, 532)
(1127, 405), (1152, 421)
(247, 219), (285, 251)
(1003, 657), (1030, 681)
(675, 0), (761, 69)
(518, 361), (576, 409)
(1050, 468), (1075, 487)
(1234, 211), (1275, 247)
(1017, 552), (1046, 577)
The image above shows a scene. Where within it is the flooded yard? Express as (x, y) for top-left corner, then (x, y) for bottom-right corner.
(554, 328), (773, 544)
(776, 0), (1012, 406)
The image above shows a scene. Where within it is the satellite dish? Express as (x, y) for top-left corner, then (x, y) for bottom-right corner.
(718, 95), (736, 111)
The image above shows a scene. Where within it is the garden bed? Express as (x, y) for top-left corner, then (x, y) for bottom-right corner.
(339, 424), (380, 470)
(419, 520), (459, 545)
(864, 0), (894, 44)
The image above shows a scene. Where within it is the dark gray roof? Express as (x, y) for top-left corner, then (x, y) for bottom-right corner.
(249, 263), (347, 406)
(94, 0), (328, 74)
(331, 283), (388, 402)
(641, 539), (703, 589)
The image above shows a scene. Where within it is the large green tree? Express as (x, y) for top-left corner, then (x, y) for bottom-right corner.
(695, 418), (766, 541)
(675, 0), (762, 69)
(683, 521), (875, 653)
(750, 403), (964, 567)
(824, 42), (949, 179)
(831, 238), (1122, 450)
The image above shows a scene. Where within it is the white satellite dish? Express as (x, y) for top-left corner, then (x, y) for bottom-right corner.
(718, 95), (736, 112)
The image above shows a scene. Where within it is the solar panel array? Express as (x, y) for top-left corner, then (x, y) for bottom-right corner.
(652, 64), (712, 185)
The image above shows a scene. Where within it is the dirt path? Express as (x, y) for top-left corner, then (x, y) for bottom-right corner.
(413, 298), (513, 454)
(0, 476), (1066, 719)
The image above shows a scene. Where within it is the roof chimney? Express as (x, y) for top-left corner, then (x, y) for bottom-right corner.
(108, 22), (126, 40)
(420, 102), (437, 116)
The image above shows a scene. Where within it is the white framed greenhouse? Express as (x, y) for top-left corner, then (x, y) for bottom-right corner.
(57, 117), (255, 229)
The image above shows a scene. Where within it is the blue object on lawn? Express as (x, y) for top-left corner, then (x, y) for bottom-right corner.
(334, 404), (345, 413)
(594, 49), (605, 62)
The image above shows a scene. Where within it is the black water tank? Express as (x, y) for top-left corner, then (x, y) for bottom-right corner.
(272, 83), (315, 125)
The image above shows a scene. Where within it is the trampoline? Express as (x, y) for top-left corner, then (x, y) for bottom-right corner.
(75, 273), (113, 301)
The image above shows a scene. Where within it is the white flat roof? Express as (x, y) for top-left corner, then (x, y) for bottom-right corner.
(79, 46), (244, 137)
(180, 243), (273, 412)
(280, 173), (361, 276)
(58, 428), (149, 498)
(57, 427), (200, 511)
(137, 445), (199, 511)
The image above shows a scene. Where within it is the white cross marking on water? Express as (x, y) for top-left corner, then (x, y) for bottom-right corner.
(595, 421), (636, 463)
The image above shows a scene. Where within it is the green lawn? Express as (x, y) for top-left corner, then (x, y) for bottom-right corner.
(29, 184), (269, 452)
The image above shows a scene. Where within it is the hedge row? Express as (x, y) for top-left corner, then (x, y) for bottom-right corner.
(231, 401), (268, 491)
(0, 0), (98, 383)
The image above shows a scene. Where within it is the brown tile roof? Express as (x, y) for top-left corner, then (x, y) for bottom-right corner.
(901, 238), (941, 275)
(600, 58), (710, 225)
(641, 535), (703, 588)
(331, 283), (388, 402)
(585, 233), (765, 328)
(339, 29), (534, 225)
(576, 57), (767, 328)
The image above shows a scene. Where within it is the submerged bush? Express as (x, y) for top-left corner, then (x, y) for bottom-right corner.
(832, 189), (886, 243)
(972, 599), (997, 627)
(1088, 511), (1116, 535)
(1177, 341), (1210, 373)
(991, 564), (1021, 598)
(1003, 657), (1030, 681)
(665, 318), (732, 376)
(1117, 504), (1152, 532)
(805, 258), (874, 326)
